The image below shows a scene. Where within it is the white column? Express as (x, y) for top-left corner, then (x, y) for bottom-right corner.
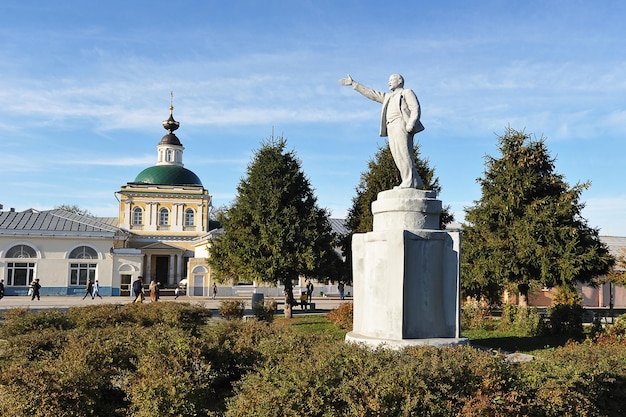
(169, 254), (176, 284)
(145, 254), (152, 281)
(123, 198), (132, 229)
(176, 254), (184, 284)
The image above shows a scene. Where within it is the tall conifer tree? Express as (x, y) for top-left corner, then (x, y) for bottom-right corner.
(462, 128), (613, 305)
(208, 136), (341, 317)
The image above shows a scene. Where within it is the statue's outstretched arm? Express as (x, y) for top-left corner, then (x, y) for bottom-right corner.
(338, 74), (354, 86)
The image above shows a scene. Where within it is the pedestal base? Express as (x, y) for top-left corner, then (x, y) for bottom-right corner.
(346, 331), (469, 350)
(348, 188), (463, 348)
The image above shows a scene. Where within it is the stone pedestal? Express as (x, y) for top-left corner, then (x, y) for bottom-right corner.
(346, 188), (468, 349)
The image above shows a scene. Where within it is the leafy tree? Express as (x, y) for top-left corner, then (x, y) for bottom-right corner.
(339, 142), (454, 282)
(55, 204), (93, 216)
(208, 136), (341, 317)
(462, 127), (614, 306)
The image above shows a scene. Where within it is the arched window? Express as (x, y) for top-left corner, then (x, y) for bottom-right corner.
(185, 208), (195, 226)
(132, 207), (143, 225)
(6, 244), (37, 258)
(69, 246), (98, 259)
(159, 208), (169, 225)
(68, 246), (98, 286)
(5, 244), (37, 286)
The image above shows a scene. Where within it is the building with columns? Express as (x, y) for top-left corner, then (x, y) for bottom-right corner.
(115, 103), (212, 291)
(0, 103), (214, 297)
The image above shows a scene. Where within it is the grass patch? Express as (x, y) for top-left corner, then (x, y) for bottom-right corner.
(274, 315), (348, 340)
(464, 328), (578, 354)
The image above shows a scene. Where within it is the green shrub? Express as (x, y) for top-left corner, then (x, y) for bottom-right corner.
(327, 302), (353, 330)
(546, 290), (584, 338)
(461, 297), (496, 330)
(0, 327), (135, 417)
(595, 313), (626, 344)
(2, 303), (626, 416)
(521, 339), (626, 416)
(225, 340), (526, 417)
(0, 308), (74, 338)
(219, 299), (246, 320)
(121, 325), (215, 417)
(252, 300), (276, 323)
(499, 304), (545, 336)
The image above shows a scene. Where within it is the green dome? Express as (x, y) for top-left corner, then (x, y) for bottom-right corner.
(132, 165), (203, 186)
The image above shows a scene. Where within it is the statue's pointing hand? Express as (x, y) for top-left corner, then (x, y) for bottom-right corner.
(339, 74), (353, 86)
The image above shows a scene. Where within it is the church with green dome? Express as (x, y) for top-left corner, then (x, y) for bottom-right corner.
(115, 102), (212, 295)
(0, 101), (215, 297)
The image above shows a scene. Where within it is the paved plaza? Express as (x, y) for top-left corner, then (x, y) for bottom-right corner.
(0, 294), (348, 316)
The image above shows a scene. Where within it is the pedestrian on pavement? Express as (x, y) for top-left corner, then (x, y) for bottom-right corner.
(149, 280), (158, 302)
(306, 280), (314, 303)
(338, 282), (345, 300)
(92, 279), (102, 299)
(174, 286), (180, 299)
(30, 278), (41, 301)
(132, 276), (144, 303)
(83, 280), (94, 300)
(0, 279), (5, 300)
(212, 282), (217, 299)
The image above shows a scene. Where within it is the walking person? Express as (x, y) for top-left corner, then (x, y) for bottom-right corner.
(174, 286), (180, 299)
(338, 281), (345, 300)
(0, 279), (5, 300)
(83, 280), (94, 300)
(149, 280), (158, 302)
(132, 276), (144, 303)
(306, 280), (314, 303)
(212, 282), (217, 299)
(92, 279), (103, 299)
(30, 278), (41, 301)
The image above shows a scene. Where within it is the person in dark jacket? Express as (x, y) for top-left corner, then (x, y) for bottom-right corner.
(30, 278), (41, 301)
(132, 276), (144, 303)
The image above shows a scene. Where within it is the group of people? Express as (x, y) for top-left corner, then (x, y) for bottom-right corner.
(4, 277), (345, 302)
(131, 276), (161, 303)
(82, 280), (103, 300)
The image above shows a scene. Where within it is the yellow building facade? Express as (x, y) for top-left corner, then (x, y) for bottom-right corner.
(115, 103), (212, 291)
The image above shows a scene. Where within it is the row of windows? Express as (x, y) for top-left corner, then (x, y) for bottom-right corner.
(132, 207), (195, 226)
(6, 262), (96, 286)
(3, 245), (98, 260)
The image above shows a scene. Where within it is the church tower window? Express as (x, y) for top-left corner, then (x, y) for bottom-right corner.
(132, 207), (143, 225)
(159, 208), (169, 226)
(185, 208), (195, 226)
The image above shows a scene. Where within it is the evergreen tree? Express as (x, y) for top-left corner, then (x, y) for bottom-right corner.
(462, 127), (614, 305)
(340, 142), (454, 282)
(208, 136), (341, 317)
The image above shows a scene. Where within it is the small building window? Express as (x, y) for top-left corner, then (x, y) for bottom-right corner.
(69, 246), (98, 259)
(185, 208), (195, 226)
(133, 207), (143, 225)
(7, 262), (35, 286)
(70, 263), (97, 286)
(159, 208), (169, 225)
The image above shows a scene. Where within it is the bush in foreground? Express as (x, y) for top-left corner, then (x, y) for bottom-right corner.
(327, 302), (353, 330)
(1, 306), (626, 416)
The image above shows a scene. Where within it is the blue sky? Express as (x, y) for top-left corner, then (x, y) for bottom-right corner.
(1, 0), (625, 235)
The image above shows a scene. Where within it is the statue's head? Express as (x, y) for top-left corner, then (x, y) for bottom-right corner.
(388, 73), (404, 90)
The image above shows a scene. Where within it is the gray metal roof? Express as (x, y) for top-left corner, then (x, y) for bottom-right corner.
(0, 209), (120, 236)
(329, 218), (348, 236)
